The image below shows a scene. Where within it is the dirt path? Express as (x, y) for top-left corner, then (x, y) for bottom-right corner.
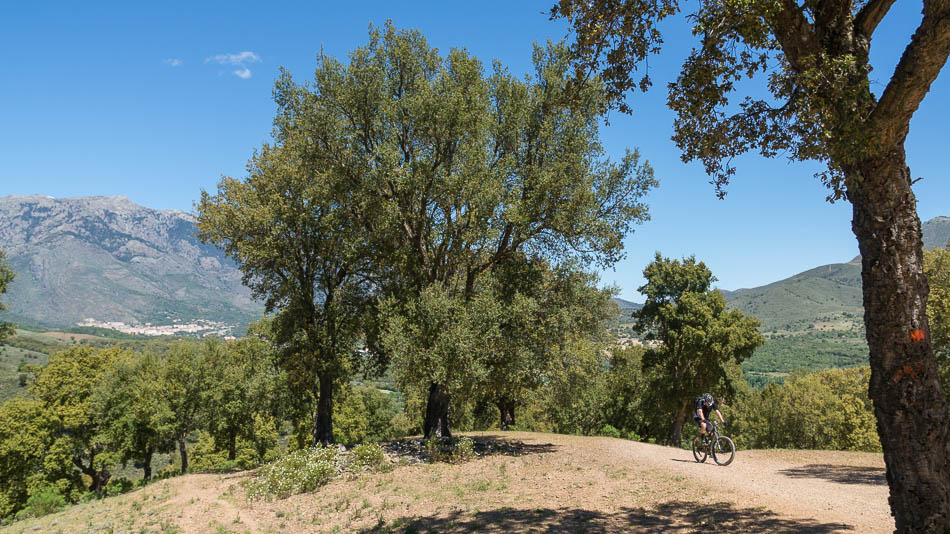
(579, 433), (892, 533)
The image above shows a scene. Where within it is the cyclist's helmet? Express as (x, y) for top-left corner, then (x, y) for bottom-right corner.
(702, 393), (714, 405)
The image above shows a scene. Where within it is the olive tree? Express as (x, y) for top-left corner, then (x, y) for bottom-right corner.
(553, 1), (950, 529)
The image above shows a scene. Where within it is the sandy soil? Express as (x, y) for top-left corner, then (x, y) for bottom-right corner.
(2, 431), (892, 534)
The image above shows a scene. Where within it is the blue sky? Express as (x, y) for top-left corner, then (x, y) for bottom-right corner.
(1, 1), (947, 301)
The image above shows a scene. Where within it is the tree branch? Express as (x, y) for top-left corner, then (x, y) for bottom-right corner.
(770, 0), (822, 70)
(871, 0), (950, 148)
(854, 0), (897, 38)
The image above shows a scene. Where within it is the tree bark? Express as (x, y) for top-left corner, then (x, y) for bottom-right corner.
(848, 149), (950, 533)
(178, 435), (188, 475)
(669, 398), (689, 447)
(423, 382), (452, 438)
(497, 397), (516, 430)
(314, 374), (335, 446)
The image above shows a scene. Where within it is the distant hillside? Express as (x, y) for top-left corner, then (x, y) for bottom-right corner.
(726, 216), (949, 384)
(723, 260), (863, 332)
(612, 297), (641, 311)
(923, 216), (950, 250)
(0, 195), (263, 330)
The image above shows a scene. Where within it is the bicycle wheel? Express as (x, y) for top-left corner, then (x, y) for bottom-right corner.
(691, 436), (708, 463)
(712, 436), (735, 466)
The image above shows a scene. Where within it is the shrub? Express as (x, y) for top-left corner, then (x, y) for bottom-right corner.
(104, 478), (133, 497)
(425, 436), (477, 463)
(245, 447), (345, 500)
(600, 425), (621, 438)
(15, 488), (66, 519)
(348, 443), (388, 474)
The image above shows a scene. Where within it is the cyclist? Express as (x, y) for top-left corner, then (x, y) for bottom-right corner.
(694, 393), (724, 440)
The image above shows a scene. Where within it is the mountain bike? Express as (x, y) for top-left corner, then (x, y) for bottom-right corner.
(691, 420), (735, 466)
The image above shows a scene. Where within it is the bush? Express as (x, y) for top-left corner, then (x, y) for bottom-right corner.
(245, 446), (345, 500)
(600, 425), (621, 438)
(15, 488), (66, 519)
(348, 443), (388, 474)
(104, 478), (133, 497)
(425, 436), (477, 463)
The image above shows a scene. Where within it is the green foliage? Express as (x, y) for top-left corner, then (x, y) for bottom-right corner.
(14, 487), (66, 520)
(333, 385), (406, 446)
(635, 254), (764, 443)
(96, 351), (173, 481)
(201, 336), (280, 460)
(743, 330), (869, 385)
(347, 443), (388, 473)
(731, 366), (880, 452)
(924, 245), (950, 402)
(30, 346), (128, 494)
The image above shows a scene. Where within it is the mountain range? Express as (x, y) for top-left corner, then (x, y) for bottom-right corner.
(0, 195), (263, 331)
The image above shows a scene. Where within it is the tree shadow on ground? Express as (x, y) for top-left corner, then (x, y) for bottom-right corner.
(360, 501), (854, 533)
(382, 436), (558, 463)
(779, 464), (886, 485)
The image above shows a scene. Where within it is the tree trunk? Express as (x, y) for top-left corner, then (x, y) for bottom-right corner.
(423, 382), (452, 438)
(497, 397), (516, 430)
(178, 435), (188, 475)
(143, 446), (153, 482)
(314, 374), (334, 446)
(848, 150), (950, 533)
(669, 398), (689, 447)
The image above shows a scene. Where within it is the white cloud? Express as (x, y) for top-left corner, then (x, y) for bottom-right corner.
(205, 51), (260, 66)
(205, 51), (260, 79)
(163, 58), (183, 67)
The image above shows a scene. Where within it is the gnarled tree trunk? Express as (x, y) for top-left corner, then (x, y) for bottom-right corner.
(178, 434), (188, 475)
(313, 374), (335, 446)
(848, 150), (950, 533)
(423, 383), (451, 438)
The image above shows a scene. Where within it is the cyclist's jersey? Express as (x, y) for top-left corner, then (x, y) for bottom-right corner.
(694, 396), (718, 419)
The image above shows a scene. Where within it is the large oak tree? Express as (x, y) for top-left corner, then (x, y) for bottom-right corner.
(553, 1), (950, 530)
(268, 22), (657, 438)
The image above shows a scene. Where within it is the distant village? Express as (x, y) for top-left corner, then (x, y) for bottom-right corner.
(77, 318), (236, 338)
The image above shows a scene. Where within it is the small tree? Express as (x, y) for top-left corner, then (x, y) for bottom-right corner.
(481, 257), (618, 429)
(634, 254), (764, 445)
(197, 112), (368, 446)
(160, 342), (208, 474)
(97, 351), (173, 482)
(29, 346), (126, 494)
(202, 337), (279, 459)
